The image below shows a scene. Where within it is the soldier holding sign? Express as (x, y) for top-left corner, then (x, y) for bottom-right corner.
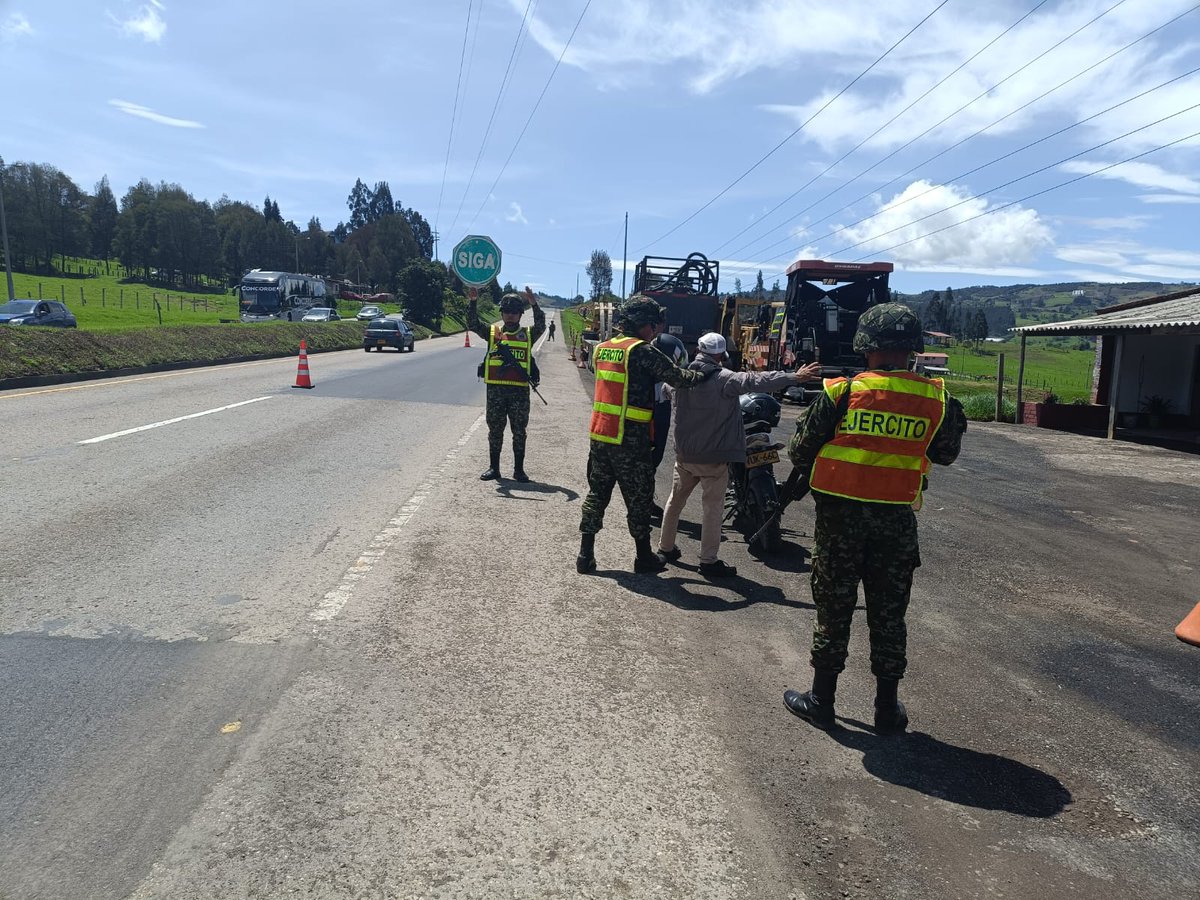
(469, 286), (545, 482)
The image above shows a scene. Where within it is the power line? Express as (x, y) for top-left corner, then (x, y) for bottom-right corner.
(446, 0), (538, 239)
(851, 127), (1200, 261)
(731, 0), (1190, 267)
(817, 64), (1200, 257)
(434, 0), (477, 247)
(636, 0), (954, 254)
(826, 101), (1200, 258)
(465, 0), (593, 232)
(712, 0), (1053, 256)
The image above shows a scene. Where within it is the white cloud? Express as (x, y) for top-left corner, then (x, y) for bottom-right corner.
(1059, 160), (1200, 195)
(109, 99), (203, 129)
(1, 12), (33, 42)
(1060, 214), (1154, 231)
(1137, 193), (1200, 204)
(830, 180), (1052, 267)
(1055, 246), (1130, 268)
(112, 1), (167, 43)
(506, 201), (528, 225)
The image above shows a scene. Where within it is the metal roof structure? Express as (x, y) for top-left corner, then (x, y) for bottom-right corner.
(1013, 285), (1200, 336)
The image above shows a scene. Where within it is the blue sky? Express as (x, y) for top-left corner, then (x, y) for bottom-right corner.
(3, 0), (1200, 297)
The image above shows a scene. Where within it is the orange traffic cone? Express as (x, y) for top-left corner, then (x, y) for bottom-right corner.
(292, 339), (314, 389)
(463, 330), (472, 349)
(1176, 602), (1200, 647)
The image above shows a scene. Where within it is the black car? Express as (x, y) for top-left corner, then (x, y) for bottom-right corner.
(363, 317), (415, 352)
(0, 299), (78, 327)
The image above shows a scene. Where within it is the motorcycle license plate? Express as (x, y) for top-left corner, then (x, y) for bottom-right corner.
(746, 449), (779, 468)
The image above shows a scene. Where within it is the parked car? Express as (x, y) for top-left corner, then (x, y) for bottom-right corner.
(356, 305), (384, 321)
(301, 307), (340, 322)
(363, 317), (415, 352)
(0, 299), (78, 328)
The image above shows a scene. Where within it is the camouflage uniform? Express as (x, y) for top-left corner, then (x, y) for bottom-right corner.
(788, 377), (966, 678)
(469, 298), (546, 463)
(580, 342), (705, 539)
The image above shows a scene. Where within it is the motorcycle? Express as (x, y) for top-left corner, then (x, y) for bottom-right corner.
(727, 392), (785, 553)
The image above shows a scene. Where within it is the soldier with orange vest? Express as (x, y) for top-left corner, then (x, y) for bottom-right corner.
(577, 297), (707, 575)
(783, 303), (966, 734)
(469, 287), (545, 482)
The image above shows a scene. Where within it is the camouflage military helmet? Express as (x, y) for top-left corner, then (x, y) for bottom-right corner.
(853, 302), (924, 354)
(617, 295), (665, 332)
(499, 293), (525, 314)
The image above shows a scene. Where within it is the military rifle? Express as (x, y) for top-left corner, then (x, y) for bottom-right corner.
(748, 467), (809, 546)
(491, 338), (548, 406)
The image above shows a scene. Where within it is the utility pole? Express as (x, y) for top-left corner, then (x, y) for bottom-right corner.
(294, 237), (300, 273)
(0, 160), (15, 302)
(575, 273), (579, 303)
(621, 211), (628, 299)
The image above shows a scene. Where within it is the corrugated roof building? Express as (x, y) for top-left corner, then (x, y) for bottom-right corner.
(1011, 287), (1200, 440)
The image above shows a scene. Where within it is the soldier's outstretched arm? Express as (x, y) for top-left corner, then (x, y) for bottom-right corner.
(526, 286), (546, 341)
(466, 299), (490, 342)
(636, 343), (705, 389)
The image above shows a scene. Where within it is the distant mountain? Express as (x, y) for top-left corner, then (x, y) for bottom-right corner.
(896, 280), (1197, 341)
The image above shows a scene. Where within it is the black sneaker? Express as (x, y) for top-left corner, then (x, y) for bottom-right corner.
(698, 560), (737, 579)
(874, 700), (909, 735)
(656, 546), (682, 563)
(783, 689), (835, 729)
(576, 554), (596, 574)
(633, 553), (667, 574)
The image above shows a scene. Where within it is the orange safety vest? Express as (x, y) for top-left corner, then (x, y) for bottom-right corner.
(589, 336), (653, 444)
(809, 371), (947, 505)
(484, 323), (531, 386)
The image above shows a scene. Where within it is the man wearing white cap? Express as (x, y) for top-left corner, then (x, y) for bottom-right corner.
(658, 332), (820, 578)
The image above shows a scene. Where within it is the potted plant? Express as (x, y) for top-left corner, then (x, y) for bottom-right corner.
(1140, 395), (1173, 429)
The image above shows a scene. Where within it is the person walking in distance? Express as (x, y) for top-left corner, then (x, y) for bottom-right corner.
(548, 320), (556, 342)
(469, 286), (546, 483)
(649, 317), (687, 519)
(783, 303), (966, 734)
(577, 297), (707, 575)
(657, 333), (819, 578)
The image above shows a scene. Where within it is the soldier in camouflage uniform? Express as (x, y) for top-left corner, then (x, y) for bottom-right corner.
(784, 303), (966, 734)
(469, 287), (546, 482)
(578, 297), (707, 574)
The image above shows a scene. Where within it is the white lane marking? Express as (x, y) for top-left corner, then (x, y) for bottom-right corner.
(309, 412), (486, 625)
(78, 396), (273, 444)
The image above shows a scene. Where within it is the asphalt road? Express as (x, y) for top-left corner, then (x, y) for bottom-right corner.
(1, 318), (1197, 899)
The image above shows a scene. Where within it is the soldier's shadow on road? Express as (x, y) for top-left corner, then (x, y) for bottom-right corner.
(828, 720), (1072, 818)
(495, 482), (581, 503)
(602, 569), (814, 612)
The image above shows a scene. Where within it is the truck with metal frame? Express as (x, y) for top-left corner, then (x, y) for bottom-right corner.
(631, 252), (721, 356)
(720, 259), (893, 403)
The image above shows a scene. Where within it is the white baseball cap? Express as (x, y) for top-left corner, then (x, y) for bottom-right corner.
(697, 332), (727, 356)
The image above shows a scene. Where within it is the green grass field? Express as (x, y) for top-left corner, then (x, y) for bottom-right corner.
(939, 339), (1094, 401)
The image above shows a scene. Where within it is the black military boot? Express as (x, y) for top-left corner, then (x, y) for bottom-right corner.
(633, 536), (666, 574)
(783, 669), (838, 729)
(512, 450), (530, 483)
(873, 677), (908, 735)
(576, 534), (597, 574)
(480, 450), (501, 481)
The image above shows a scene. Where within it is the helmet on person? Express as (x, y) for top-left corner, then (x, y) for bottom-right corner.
(853, 302), (924, 354)
(617, 295), (665, 332)
(499, 293), (525, 314)
(740, 392), (782, 429)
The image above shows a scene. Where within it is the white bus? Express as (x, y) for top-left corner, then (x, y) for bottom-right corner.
(238, 271), (329, 322)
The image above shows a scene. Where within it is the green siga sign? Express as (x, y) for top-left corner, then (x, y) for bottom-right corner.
(451, 234), (502, 287)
